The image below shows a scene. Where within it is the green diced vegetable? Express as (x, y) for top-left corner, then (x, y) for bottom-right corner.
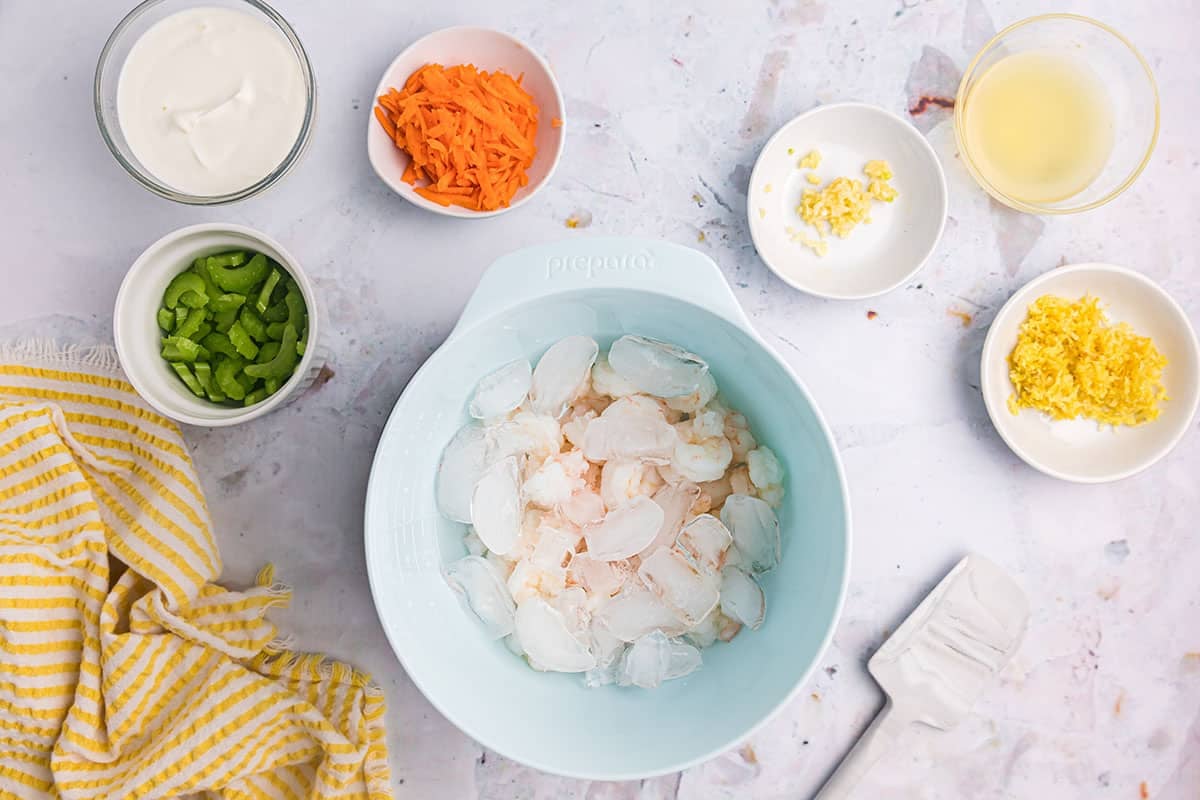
(163, 271), (207, 309)
(215, 357), (246, 401)
(245, 324), (299, 379)
(227, 321), (259, 359)
(256, 341), (281, 364)
(193, 362), (215, 395)
(206, 251), (247, 269)
(211, 252), (270, 294)
(266, 322), (284, 340)
(192, 257), (222, 299)
(178, 290), (209, 309)
(213, 308), (238, 333)
(296, 326), (308, 356)
(255, 268), (282, 315)
(175, 306), (188, 327)
(283, 286), (306, 330)
(243, 388), (268, 407)
(238, 307), (268, 342)
(157, 308), (175, 332)
(193, 322), (213, 341)
(264, 377), (282, 395)
(170, 363), (205, 396)
(175, 308), (207, 340)
(201, 332), (240, 359)
(263, 300), (288, 322)
(210, 293), (246, 313)
(162, 336), (207, 363)
(237, 371), (258, 392)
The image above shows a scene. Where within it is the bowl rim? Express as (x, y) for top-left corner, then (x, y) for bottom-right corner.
(746, 101), (949, 300)
(94, 0), (317, 206)
(953, 13), (1160, 216)
(361, 289), (853, 780)
(980, 262), (1200, 483)
(365, 25), (566, 219)
(113, 222), (320, 427)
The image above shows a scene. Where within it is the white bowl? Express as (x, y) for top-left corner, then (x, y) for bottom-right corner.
(981, 263), (1200, 483)
(747, 102), (947, 299)
(366, 26), (565, 218)
(113, 223), (324, 427)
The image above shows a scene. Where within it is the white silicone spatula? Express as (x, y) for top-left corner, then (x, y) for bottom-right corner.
(814, 555), (1030, 799)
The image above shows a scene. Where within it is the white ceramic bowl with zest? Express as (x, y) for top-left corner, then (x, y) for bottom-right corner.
(981, 263), (1200, 482)
(113, 223), (324, 427)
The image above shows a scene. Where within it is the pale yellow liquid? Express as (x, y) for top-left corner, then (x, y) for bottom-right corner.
(964, 50), (1114, 204)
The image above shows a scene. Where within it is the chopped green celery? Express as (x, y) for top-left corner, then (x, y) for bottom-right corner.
(174, 306), (189, 327)
(238, 307), (269, 342)
(206, 251), (247, 269)
(170, 363), (205, 396)
(162, 336), (207, 363)
(213, 308), (238, 333)
(201, 332), (240, 359)
(266, 322), (285, 340)
(193, 362), (216, 396)
(237, 371), (258, 392)
(264, 377), (282, 395)
(163, 271), (207, 309)
(227, 321), (259, 359)
(214, 357), (246, 401)
(192, 257), (223, 298)
(256, 341), (281, 363)
(283, 286), (306, 330)
(177, 290), (209, 309)
(244, 324), (299, 379)
(243, 387), (268, 407)
(175, 308), (207, 340)
(209, 293), (246, 313)
(211, 253), (270, 294)
(156, 308), (175, 332)
(255, 268), (282, 315)
(262, 300), (288, 322)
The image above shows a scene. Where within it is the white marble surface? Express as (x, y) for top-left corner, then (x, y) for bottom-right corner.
(3, 0), (1199, 797)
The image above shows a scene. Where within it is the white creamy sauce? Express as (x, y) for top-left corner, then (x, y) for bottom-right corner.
(116, 6), (306, 196)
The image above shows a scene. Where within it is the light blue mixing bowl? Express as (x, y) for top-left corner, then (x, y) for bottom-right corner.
(364, 237), (850, 779)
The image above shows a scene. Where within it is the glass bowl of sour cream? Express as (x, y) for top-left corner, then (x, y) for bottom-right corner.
(95, 0), (316, 204)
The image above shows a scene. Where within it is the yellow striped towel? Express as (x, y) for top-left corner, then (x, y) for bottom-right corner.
(0, 342), (392, 800)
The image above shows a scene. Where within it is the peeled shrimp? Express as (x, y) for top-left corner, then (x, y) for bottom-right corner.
(600, 459), (665, 511)
(671, 410), (733, 483)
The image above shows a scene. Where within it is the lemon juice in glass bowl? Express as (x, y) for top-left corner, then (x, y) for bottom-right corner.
(955, 14), (1158, 214)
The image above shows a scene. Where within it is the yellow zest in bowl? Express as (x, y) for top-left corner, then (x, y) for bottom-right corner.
(1007, 294), (1168, 426)
(797, 150), (821, 169)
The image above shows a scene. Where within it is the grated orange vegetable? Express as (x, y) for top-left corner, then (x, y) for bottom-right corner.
(1007, 294), (1168, 426)
(374, 63), (539, 211)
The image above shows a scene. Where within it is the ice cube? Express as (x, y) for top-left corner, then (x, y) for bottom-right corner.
(444, 555), (516, 640)
(664, 371), (718, 413)
(560, 490), (606, 527)
(488, 411), (562, 463)
(720, 494), (781, 573)
(720, 567), (765, 630)
(469, 358), (532, 419)
(582, 495), (665, 560)
(674, 514), (733, 573)
(593, 584), (687, 642)
(530, 526), (579, 572)
(590, 353), (639, 398)
(436, 424), (490, 523)
(637, 481), (701, 558)
(463, 528), (486, 557)
(471, 456), (522, 556)
(638, 547), (720, 625)
(584, 617), (626, 687)
(513, 596), (596, 672)
(608, 335), (709, 398)
(567, 553), (630, 601)
(529, 336), (599, 418)
(582, 395), (676, 463)
(616, 630), (703, 688)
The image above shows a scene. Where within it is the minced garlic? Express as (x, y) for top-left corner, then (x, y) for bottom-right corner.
(798, 150), (821, 169)
(791, 159), (898, 256)
(1007, 294), (1168, 426)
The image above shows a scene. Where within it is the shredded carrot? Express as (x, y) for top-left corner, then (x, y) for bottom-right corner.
(374, 63), (539, 211)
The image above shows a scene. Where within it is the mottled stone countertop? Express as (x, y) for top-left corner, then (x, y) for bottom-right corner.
(3, 0), (1198, 797)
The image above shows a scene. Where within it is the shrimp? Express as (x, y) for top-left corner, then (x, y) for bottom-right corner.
(590, 354), (639, 399)
(561, 408), (597, 449)
(600, 459), (664, 510)
(524, 450), (588, 509)
(671, 410), (733, 483)
(490, 410), (562, 463)
(696, 473), (732, 514)
(665, 372), (718, 414)
(724, 411), (757, 463)
(729, 464), (753, 497)
(746, 446), (785, 508)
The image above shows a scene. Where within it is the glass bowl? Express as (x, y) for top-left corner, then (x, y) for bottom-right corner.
(954, 14), (1158, 215)
(94, 0), (316, 205)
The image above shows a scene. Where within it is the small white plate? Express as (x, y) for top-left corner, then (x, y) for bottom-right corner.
(366, 26), (565, 218)
(747, 103), (947, 299)
(981, 263), (1200, 483)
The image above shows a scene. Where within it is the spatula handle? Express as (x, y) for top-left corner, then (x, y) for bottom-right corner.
(813, 702), (907, 800)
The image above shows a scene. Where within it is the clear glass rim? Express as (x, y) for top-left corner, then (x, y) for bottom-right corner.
(953, 13), (1160, 216)
(93, 0), (317, 206)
